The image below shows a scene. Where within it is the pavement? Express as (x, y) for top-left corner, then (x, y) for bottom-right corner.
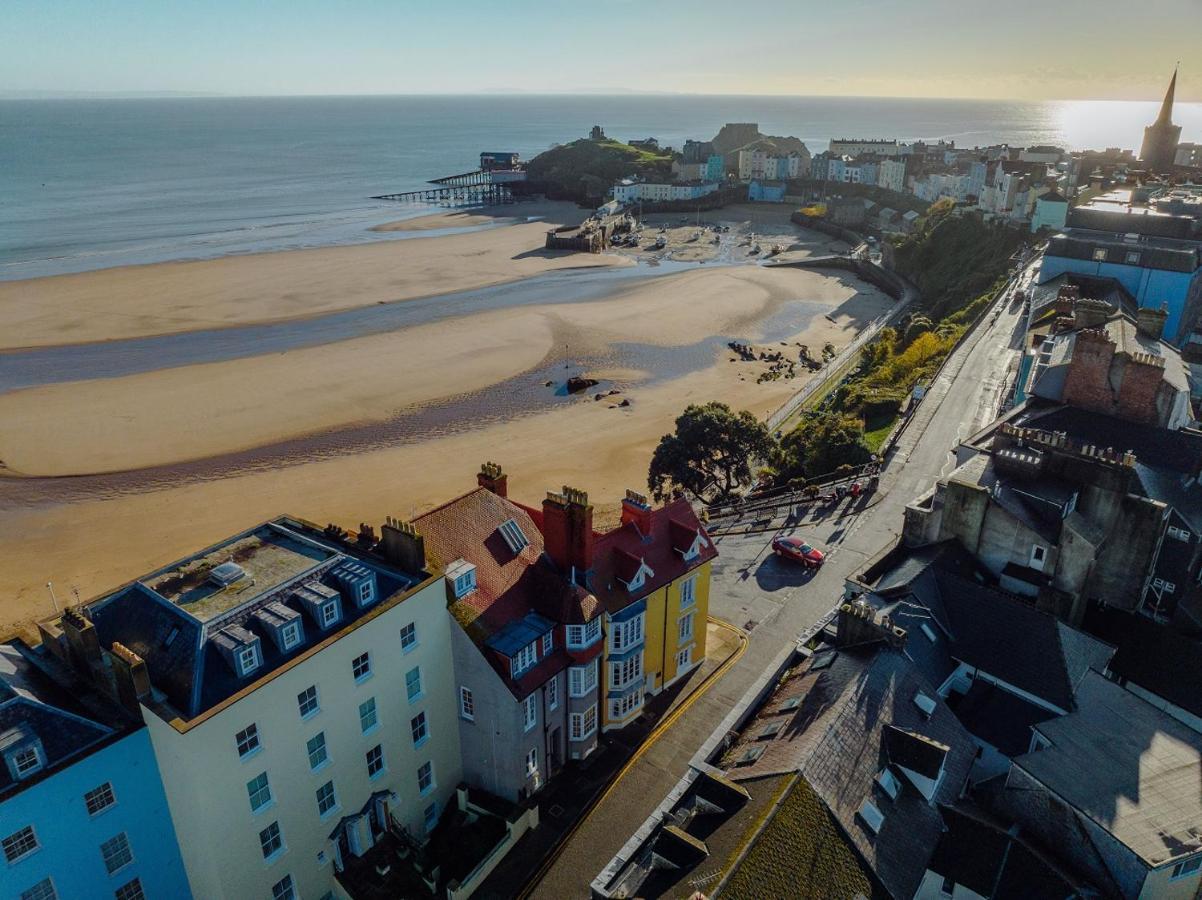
(519, 271), (1032, 899)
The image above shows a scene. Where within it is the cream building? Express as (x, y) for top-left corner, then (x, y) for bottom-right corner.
(47, 516), (462, 900)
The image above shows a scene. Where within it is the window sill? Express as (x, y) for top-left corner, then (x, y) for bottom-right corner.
(251, 799), (277, 817)
(263, 846), (288, 867)
(419, 785), (437, 798)
(407, 692), (425, 705)
(569, 729), (597, 742)
(238, 746), (264, 763)
(319, 804), (342, 822)
(310, 758), (332, 774)
(413, 735), (429, 750)
(106, 860), (135, 878)
(4, 845), (42, 867)
(354, 673), (374, 685)
(88, 804), (118, 820)
(361, 723), (380, 737)
(402, 642), (420, 655)
(459, 714), (475, 723)
(369, 768), (387, 782)
(300, 708), (321, 722)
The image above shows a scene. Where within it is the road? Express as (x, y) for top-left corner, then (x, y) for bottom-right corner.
(525, 270), (1031, 899)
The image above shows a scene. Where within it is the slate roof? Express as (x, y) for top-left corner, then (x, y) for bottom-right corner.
(720, 646), (978, 899)
(927, 804), (1086, 899)
(85, 517), (423, 721)
(1016, 670), (1202, 867)
(863, 543), (1114, 712)
(946, 679), (1057, 756)
(1083, 604), (1202, 719)
(590, 499), (717, 614)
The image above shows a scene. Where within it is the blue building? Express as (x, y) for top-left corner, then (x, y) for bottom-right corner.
(705, 154), (724, 183)
(748, 180), (786, 203)
(0, 638), (191, 900)
(810, 152), (834, 182)
(1037, 191), (1202, 343)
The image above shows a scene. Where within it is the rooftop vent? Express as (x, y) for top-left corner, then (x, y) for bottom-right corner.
(758, 721), (784, 740)
(209, 562), (246, 587)
(779, 697), (802, 712)
(734, 745), (766, 766)
(913, 691), (936, 718)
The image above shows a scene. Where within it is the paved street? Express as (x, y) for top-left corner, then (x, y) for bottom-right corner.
(524, 276), (1030, 899)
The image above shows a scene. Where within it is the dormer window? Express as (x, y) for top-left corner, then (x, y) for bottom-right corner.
(511, 641), (537, 678)
(213, 625), (261, 678)
(322, 600), (340, 628)
(12, 746), (42, 777)
(446, 559), (477, 599)
(497, 518), (529, 555)
(331, 559), (378, 610)
(280, 621), (302, 650)
(237, 644), (260, 676)
(1, 727), (46, 782)
(294, 582), (342, 631)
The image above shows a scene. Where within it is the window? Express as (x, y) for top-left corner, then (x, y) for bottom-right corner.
(453, 567), (477, 598)
(1092, 248), (1107, 262)
(876, 768), (901, 800)
(280, 621), (302, 651)
(525, 747), (538, 777)
(247, 772), (272, 812)
(84, 782), (117, 816)
(417, 761), (435, 796)
(3, 826), (38, 863)
(400, 622), (418, 652)
(99, 832), (133, 875)
(1171, 855), (1202, 880)
(20, 879), (57, 900)
(566, 618), (601, 649)
(406, 666), (423, 702)
(523, 694), (537, 732)
(454, 686), (475, 722)
(1169, 526), (1192, 542)
(271, 875), (296, 900)
(237, 644), (260, 676)
(610, 690), (643, 719)
(1153, 578), (1177, 594)
(259, 821), (284, 860)
(114, 879), (144, 900)
(316, 781), (338, 817)
(411, 712), (428, 747)
(321, 600), (339, 627)
(570, 705), (597, 741)
(680, 575), (697, 608)
(676, 646), (693, 672)
(498, 518), (529, 554)
(236, 723), (261, 759)
(542, 630), (554, 655)
(920, 623), (938, 642)
(366, 745), (385, 778)
(297, 685), (319, 719)
(352, 652), (372, 682)
(610, 654), (643, 690)
(307, 732), (329, 770)
(1125, 250), (1141, 265)
(569, 660), (598, 697)
(857, 799), (884, 834)
(1030, 544), (1047, 571)
(11, 745), (42, 778)
(358, 581), (374, 605)
(547, 676), (559, 711)
(359, 697), (378, 733)
(610, 614), (644, 653)
(423, 802), (440, 834)
(678, 613), (694, 643)
(940, 874), (955, 896)
(511, 642), (537, 677)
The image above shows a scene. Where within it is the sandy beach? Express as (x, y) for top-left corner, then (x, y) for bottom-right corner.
(0, 204), (893, 635)
(0, 201), (623, 349)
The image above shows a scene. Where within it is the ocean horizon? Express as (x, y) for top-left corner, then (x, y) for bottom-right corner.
(5, 93), (1201, 280)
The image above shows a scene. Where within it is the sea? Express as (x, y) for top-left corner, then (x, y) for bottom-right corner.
(4, 94), (1202, 280)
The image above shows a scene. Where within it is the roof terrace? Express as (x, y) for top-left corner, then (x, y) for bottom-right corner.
(142, 524), (335, 623)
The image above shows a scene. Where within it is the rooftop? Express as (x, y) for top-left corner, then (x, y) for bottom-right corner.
(1015, 670), (1202, 867)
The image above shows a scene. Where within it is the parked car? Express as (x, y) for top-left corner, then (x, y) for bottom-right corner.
(771, 536), (825, 568)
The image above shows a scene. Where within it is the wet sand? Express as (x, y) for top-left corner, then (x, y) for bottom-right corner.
(0, 201), (624, 349)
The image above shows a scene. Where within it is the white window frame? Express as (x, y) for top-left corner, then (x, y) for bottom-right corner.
(114, 879), (144, 900)
(547, 675), (559, 711)
(680, 574), (697, 608)
(410, 711), (428, 747)
(525, 747), (538, 777)
(609, 614), (644, 653)
(498, 518), (529, 554)
(271, 874), (296, 900)
(99, 832), (133, 875)
(84, 782), (117, 816)
(459, 686), (475, 721)
(321, 600), (340, 627)
(522, 694), (537, 732)
(610, 654), (643, 690)
(423, 802), (440, 834)
(237, 644), (260, 676)
(542, 630), (554, 655)
(417, 761), (435, 797)
(20, 878), (58, 900)
(366, 745), (385, 779)
(453, 569), (477, 597)
(1168, 526), (1192, 542)
(1171, 855), (1202, 880)
(11, 746), (43, 778)
(609, 690), (643, 720)
(259, 821), (285, 861)
(1029, 544), (1047, 571)
(678, 612), (694, 643)
(2, 825), (39, 864)
(511, 642), (537, 677)
(315, 781), (338, 818)
(676, 645), (693, 672)
(306, 732), (329, 771)
(570, 705), (597, 741)
(405, 666), (423, 703)
(566, 618), (601, 649)
(569, 659), (598, 697)
(400, 622), (418, 652)
(297, 685), (320, 719)
(247, 772), (272, 813)
(352, 651), (372, 682)
(280, 620), (302, 651)
(1153, 577), (1177, 594)
(359, 698), (378, 734)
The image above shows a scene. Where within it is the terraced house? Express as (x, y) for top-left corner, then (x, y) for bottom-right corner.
(39, 516), (463, 900)
(413, 464), (716, 801)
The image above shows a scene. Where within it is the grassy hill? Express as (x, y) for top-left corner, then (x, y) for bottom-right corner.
(525, 138), (674, 203)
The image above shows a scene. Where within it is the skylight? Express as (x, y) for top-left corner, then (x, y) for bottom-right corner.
(913, 691), (936, 717)
(497, 518), (529, 555)
(858, 799), (885, 834)
(875, 768), (901, 800)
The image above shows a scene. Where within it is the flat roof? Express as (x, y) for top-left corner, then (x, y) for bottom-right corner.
(142, 525), (334, 622)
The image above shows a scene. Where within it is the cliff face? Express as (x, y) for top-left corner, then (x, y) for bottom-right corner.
(711, 123), (762, 156)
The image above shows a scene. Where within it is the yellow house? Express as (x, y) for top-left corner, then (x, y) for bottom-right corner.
(590, 490), (717, 731)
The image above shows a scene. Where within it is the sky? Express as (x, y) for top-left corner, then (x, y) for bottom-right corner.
(3, 0), (1201, 101)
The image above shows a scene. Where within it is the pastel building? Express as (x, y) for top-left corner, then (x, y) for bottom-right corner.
(42, 516), (464, 900)
(612, 180), (719, 204)
(0, 641), (191, 900)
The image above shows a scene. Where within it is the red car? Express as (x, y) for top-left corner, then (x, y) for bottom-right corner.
(772, 536), (825, 568)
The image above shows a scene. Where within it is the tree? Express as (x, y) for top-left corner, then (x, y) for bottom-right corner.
(648, 402), (773, 502)
(775, 412), (870, 482)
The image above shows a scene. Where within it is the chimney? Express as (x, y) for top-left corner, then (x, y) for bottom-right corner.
(110, 642), (152, 713)
(1116, 351), (1167, 425)
(1136, 304), (1168, 341)
(379, 517), (425, 572)
(542, 487), (594, 582)
(836, 602), (907, 649)
(60, 607), (103, 676)
(1062, 328), (1116, 414)
(620, 489), (654, 536)
(1072, 297), (1114, 330)
(477, 461), (508, 498)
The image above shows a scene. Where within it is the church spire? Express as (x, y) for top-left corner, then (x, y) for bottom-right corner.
(1156, 65), (1178, 125)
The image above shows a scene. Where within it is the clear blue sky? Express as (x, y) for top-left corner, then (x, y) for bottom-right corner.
(3, 0), (1199, 101)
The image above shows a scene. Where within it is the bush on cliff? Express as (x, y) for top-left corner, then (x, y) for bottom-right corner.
(526, 139), (673, 203)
